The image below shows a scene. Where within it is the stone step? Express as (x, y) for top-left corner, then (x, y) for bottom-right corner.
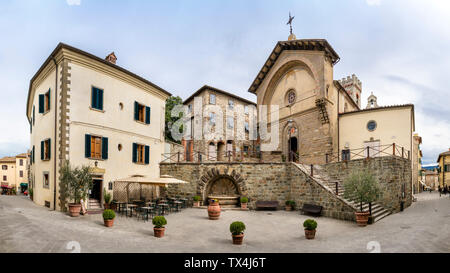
(373, 210), (391, 222)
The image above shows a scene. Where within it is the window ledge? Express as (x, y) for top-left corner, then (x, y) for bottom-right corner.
(135, 120), (149, 126)
(87, 157), (106, 161)
(89, 107), (105, 113)
(42, 110), (50, 116)
(42, 159), (51, 162)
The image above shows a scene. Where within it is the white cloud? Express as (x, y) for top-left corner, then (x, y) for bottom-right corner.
(66, 0), (81, 6)
(366, 0), (381, 6)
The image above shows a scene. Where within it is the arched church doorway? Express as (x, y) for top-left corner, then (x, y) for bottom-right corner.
(288, 137), (298, 161)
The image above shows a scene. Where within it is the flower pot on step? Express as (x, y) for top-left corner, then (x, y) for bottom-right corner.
(355, 211), (370, 227)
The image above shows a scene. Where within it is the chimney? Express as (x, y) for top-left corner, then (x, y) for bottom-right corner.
(105, 52), (117, 64)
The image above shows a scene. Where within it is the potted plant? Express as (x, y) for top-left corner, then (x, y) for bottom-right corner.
(153, 216), (167, 238)
(207, 198), (221, 220)
(103, 190), (112, 209)
(102, 209), (115, 227)
(193, 195), (201, 207)
(60, 161), (93, 217)
(230, 221), (246, 245)
(303, 219), (317, 239)
(240, 197), (249, 210)
(343, 170), (381, 227)
(285, 200), (295, 211)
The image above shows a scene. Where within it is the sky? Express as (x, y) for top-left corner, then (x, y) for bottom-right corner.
(0, 0), (449, 165)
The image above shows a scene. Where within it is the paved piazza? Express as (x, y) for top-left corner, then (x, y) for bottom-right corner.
(0, 192), (449, 253)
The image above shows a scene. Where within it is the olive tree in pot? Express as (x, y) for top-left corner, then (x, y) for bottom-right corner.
(230, 221), (246, 245)
(103, 190), (112, 209)
(153, 216), (167, 238)
(303, 219), (317, 239)
(103, 209), (115, 227)
(343, 170), (381, 227)
(60, 161), (93, 217)
(285, 200), (295, 211)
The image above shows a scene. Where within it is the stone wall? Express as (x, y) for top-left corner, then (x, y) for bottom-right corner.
(320, 157), (412, 213)
(160, 162), (356, 221)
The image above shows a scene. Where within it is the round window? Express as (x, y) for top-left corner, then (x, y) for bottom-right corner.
(367, 120), (377, 131)
(287, 90), (296, 104)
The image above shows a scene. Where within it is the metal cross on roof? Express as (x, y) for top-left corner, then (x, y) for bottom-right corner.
(286, 12), (295, 35)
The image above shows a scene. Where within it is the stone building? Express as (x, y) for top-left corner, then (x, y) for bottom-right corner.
(0, 153), (28, 192)
(26, 43), (170, 211)
(161, 32), (416, 222)
(412, 134), (423, 193)
(437, 149), (450, 189)
(423, 167), (439, 190)
(182, 85), (258, 162)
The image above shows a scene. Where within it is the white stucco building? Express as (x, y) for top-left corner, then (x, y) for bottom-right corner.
(26, 43), (171, 211)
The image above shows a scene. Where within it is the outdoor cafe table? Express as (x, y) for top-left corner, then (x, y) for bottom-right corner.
(179, 198), (188, 208)
(127, 204), (138, 217)
(141, 207), (154, 221)
(158, 203), (169, 215)
(173, 201), (182, 212)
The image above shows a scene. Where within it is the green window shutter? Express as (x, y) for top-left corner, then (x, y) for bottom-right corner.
(132, 143), (137, 163)
(145, 145), (150, 164)
(33, 146), (35, 164)
(134, 102), (139, 121)
(48, 139), (51, 160)
(47, 89), (51, 110)
(102, 137), (108, 160)
(145, 106), (151, 124)
(40, 141), (44, 160)
(33, 106), (35, 125)
(85, 134), (91, 158)
(39, 94), (44, 113)
(98, 89), (103, 110)
(92, 88), (97, 109)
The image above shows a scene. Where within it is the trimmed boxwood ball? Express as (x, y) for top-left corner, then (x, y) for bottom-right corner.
(240, 197), (248, 203)
(193, 195), (201, 201)
(152, 216), (167, 228)
(102, 209), (115, 220)
(303, 219), (317, 230)
(230, 221), (246, 235)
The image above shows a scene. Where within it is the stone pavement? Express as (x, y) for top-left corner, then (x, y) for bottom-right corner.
(0, 192), (449, 253)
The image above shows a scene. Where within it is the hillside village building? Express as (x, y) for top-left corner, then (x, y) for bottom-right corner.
(437, 149), (450, 189)
(28, 33), (419, 222)
(0, 153), (28, 193)
(26, 43), (170, 211)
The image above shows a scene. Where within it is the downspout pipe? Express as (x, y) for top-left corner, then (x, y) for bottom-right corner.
(52, 58), (58, 211)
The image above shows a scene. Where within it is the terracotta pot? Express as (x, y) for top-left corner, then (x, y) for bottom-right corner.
(68, 203), (82, 217)
(104, 203), (110, 210)
(241, 203), (248, 210)
(285, 205), (292, 211)
(355, 211), (370, 227)
(207, 200), (221, 220)
(193, 201), (200, 207)
(154, 227), (165, 238)
(104, 219), (114, 227)
(304, 229), (316, 239)
(232, 233), (244, 245)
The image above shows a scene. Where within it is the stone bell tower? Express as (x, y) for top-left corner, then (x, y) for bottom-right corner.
(339, 74), (362, 108)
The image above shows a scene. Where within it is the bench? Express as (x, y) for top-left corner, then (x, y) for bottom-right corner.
(301, 203), (322, 216)
(255, 201), (279, 210)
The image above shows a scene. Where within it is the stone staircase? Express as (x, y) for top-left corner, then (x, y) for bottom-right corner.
(87, 198), (103, 214)
(294, 163), (391, 223)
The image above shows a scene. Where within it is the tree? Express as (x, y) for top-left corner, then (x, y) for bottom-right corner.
(343, 170), (381, 212)
(60, 161), (93, 205)
(165, 95), (184, 143)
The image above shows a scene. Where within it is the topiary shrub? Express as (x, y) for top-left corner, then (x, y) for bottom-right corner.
(303, 219), (317, 230)
(285, 200), (295, 206)
(193, 195), (201, 201)
(240, 197), (249, 203)
(230, 221), (246, 235)
(152, 216), (167, 228)
(102, 209), (115, 220)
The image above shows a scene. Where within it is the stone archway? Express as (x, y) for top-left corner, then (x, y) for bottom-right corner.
(199, 167), (245, 207)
